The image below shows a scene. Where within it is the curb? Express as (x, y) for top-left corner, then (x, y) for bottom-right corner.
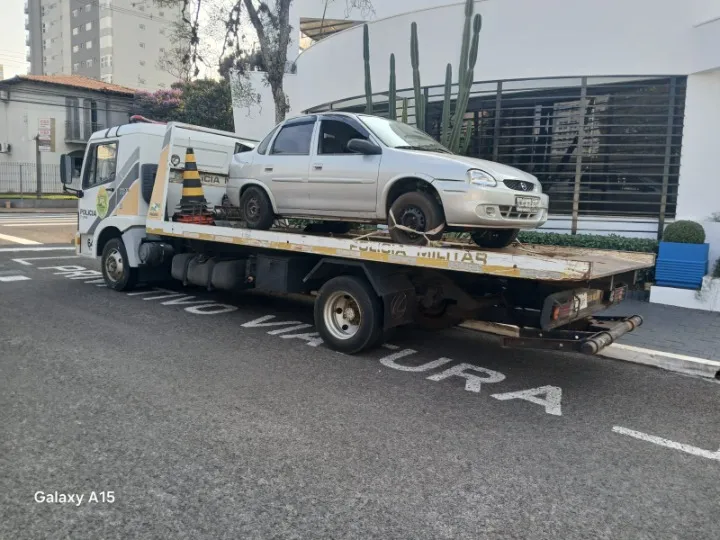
(600, 343), (720, 379)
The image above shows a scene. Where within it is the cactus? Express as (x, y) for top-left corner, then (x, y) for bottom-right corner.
(410, 22), (424, 129)
(459, 119), (473, 155)
(388, 53), (397, 120)
(401, 98), (408, 123)
(457, 0), (474, 90)
(440, 63), (453, 147)
(448, 13), (482, 151)
(363, 24), (373, 114)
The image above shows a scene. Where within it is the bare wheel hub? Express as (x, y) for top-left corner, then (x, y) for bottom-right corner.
(324, 291), (363, 341)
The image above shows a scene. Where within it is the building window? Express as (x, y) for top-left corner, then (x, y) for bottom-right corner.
(86, 58), (93, 67)
(139, 23), (145, 30)
(100, 16), (112, 29)
(84, 4), (91, 12)
(85, 22), (92, 31)
(86, 40), (92, 49)
(139, 42), (145, 48)
(72, 27), (78, 36)
(72, 45), (79, 53)
(100, 55), (112, 67)
(100, 35), (112, 48)
(73, 63), (79, 71)
(72, 9), (79, 17)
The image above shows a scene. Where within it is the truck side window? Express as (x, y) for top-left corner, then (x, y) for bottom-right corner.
(83, 141), (118, 189)
(271, 123), (314, 156)
(319, 120), (368, 155)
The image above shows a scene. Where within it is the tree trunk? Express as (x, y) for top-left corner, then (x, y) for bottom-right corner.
(271, 79), (288, 124)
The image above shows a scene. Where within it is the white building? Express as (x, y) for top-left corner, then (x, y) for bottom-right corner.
(0, 74), (134, 193)
(234, 0), (720, 261)
(26, 0), (182, 90)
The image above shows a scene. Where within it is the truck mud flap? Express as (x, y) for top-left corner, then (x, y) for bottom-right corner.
(500, 315), (644, 355)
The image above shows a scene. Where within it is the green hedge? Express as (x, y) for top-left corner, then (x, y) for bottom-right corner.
(517, 231), (658, 253)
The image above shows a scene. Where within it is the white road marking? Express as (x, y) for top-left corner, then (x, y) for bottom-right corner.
(427, 364), (506, 393)
(379, 349), (454, 372)
(382, 343), (400, 350)
(612, 426), (720, 461)
(1, 222), (75, 227)
(0, 232), (42, 245)
(491, 386), (563, 416)
(0, 247), (74, 253)
(12, 255), (80, 265)
(0, 275), (31, 282)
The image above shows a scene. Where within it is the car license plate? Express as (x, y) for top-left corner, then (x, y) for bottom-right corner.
(516, 196), (540, 210)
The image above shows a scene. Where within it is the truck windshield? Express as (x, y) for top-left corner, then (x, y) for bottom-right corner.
(358, 115), (451, 154)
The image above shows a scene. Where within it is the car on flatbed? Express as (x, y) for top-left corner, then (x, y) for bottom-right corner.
(227, 112), (549, 248)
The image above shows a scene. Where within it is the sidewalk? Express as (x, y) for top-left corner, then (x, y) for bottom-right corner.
(605, 299), (720, 360)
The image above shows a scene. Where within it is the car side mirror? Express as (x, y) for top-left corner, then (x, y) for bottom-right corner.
(347, 138), (382, 155)
(60, 154), (72, 184)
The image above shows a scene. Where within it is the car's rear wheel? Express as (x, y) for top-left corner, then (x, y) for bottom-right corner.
(388, 191), (445, 246)
(240, 186), (274, 230)
(470, 228), (520, 249)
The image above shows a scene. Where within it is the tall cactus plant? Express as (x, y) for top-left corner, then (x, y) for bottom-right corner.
(440, 63), (453, 147)
(363, 24), (373, 114)
(388, 53), (397, 120)
(410, 22), (424, 130)
(401, 98), (408, 123)
(448, 13), (482, 151)
(457, 0), (474, 91)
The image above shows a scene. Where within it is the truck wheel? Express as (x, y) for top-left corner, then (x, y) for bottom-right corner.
(315, 275), (383, 354)
(388, 191), (445, 246)
(471, 228), (519, 249)
(101, 238), (138, 291)
(240, 186), (274, 230)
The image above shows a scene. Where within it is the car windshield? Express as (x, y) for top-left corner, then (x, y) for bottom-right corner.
(358, 115), (451, 153)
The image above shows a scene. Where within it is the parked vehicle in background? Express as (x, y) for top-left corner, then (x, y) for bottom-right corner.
(227, 112), (549, 248)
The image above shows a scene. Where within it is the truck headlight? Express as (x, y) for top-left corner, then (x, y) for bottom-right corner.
(467, 169), (497, 187)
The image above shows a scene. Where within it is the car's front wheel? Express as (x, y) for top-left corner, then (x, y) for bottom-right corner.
(470, 228), (520, 249)
(101, 238), (138, 291)
(240, 186), (274, 230)
(388, 191), (445, 245)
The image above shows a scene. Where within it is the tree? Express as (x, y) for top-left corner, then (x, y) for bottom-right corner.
(130, 79), (234, 132)
(156, 0), (374, 124)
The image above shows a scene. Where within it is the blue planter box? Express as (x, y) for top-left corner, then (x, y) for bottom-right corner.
(655, 241), (709, 289)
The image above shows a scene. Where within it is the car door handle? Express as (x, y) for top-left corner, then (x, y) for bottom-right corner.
(264, 167), (274, 172)
(313, 163), (323, 170)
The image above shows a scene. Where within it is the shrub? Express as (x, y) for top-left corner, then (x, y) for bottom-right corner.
(662, 220), (706, 244)
(517, 231), (657, 253)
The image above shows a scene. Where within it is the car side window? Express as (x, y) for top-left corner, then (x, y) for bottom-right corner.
(83, 141), (118, 189)
(318, 119), (368, 155)
(256, 127), (279, 155)
(270, 122), (315, 155)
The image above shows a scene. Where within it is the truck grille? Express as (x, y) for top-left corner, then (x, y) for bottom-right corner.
(499, 206), (541, 220)
(504, 180), (535, 192)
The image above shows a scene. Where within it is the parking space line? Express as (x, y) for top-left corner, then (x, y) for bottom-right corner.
(0, 232), (42, 245)
(0, 247), (74, 253)
(612, 426), (720, 461)
(0, 275), (31, 282)
(12, 255), (81, 266)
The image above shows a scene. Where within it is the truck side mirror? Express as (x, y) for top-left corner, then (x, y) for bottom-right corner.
(60, 154), (72, 185)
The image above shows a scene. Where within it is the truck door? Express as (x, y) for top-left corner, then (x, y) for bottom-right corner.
(77, 139), (119, 256)
(307, 117), (379, 214)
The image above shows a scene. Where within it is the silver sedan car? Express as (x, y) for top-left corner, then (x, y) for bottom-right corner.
(228, 112), (549, 247)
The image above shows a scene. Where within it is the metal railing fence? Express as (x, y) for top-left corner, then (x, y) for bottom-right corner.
(0, 162), (64, 195)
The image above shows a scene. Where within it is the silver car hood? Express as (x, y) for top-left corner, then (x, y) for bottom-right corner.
(403, 150), (537, 181)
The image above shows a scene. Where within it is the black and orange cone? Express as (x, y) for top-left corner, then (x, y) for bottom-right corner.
(178, 147), (209, 214)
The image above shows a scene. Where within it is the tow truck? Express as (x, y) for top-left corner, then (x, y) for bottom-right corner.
(61, 121), (653, 355)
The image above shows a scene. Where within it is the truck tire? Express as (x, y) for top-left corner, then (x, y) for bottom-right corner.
(101, 238), (138, 291)
(240, 186), (275, 230)
(388, 191), (445, 245)
(471, 228), (519, 249)
(314, 275), (383, 354)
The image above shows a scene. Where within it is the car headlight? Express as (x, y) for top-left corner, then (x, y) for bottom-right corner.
(467, 169), (497, 187)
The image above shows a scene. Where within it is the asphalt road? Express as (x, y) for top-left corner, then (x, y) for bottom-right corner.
(1, 247), (719, 540)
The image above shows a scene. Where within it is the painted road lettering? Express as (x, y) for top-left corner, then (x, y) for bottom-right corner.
(491, 386), (563, 416)
(427, 364), (506, 393)
(379, 349), (454, 372)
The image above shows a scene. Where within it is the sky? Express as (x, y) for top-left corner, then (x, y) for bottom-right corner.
(0, 0), (28, 79)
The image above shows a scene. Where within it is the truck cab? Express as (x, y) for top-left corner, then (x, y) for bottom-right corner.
(61, 122), (256, 265)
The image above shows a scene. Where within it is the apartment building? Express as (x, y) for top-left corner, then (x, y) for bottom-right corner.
(25, 0), (182, 90)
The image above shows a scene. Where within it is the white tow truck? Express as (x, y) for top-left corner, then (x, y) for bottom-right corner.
(61, 121), (654, 355)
